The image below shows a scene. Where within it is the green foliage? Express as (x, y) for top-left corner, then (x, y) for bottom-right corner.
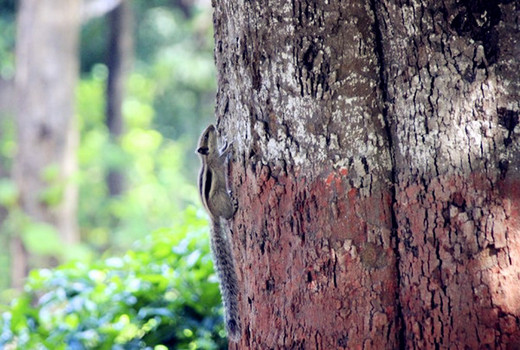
(0, 178), (17, 208)
(80, 17), (108, 74)
(39, 165), (66, 207)
(136, 4), (216, 141)
(73, 1), (217, 253)
(0, 208), (227, 350)
(0, 4), (15, 79)
(21, 222), (63, 256)
(79, 1), (216, 141)
(76, 68), (200, 251)
(0, 0), (214, 259)
(0, 1), (223, 345)
(0, 116), (15, 170)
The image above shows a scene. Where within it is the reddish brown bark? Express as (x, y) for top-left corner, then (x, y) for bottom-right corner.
(395, 174), (520, 347)
(230, 165), (398, 348)
(375, 0), (520, 347)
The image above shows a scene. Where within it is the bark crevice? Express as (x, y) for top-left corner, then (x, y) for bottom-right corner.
(370, 0), (405, 347)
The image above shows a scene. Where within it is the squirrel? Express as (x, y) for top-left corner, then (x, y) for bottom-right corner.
(196, 124), (241, 342)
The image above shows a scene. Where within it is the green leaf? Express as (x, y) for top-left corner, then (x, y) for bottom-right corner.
(0, 178), (17, 207)
(42, 164), (60, 182)
(39, 183), (65, 207)
(21, 222), (64, 256)
(121, 129), (163, 154)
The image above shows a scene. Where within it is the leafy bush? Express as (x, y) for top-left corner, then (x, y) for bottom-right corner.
(0, 208), (227, 350)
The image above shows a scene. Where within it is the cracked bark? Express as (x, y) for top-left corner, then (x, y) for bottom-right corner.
(212, 0), (520, 348)
(375, 0), (520, 348)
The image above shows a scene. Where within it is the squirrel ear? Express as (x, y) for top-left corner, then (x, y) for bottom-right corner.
(197, 146), (209, 155)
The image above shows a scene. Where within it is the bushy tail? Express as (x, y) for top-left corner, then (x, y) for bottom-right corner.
(210, 220), (241, 342)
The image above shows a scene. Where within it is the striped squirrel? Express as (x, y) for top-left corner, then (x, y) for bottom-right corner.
(196, 124), (241, 342)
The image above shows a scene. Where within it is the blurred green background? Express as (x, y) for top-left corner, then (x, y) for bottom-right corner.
(0, 0), (227, 348)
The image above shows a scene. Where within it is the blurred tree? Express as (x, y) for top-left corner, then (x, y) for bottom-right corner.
(12, 0), (82, 288)
(0, 1), (17, 291)
(0, 0), (216, 291)
(106, 0), (133, 196)
(0, 1), (15, 170)
(0, 78), (14, 116)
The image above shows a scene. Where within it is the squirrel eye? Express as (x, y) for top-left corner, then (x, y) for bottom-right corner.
(197, 146), (209, 155)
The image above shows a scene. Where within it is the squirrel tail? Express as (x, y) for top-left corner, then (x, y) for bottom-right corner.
(210, 220), (241, 342)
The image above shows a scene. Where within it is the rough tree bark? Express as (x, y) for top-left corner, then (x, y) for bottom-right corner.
(376, 1), (520, 348)
(13, 0), (81, 288)
(212, 0), (520, 348)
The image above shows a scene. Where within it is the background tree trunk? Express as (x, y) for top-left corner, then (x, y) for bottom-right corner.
(0, 77), (13, 288)
(0, 78), (14, 117)
(12, 0), (81, 288)
(213, 0), (520, 348)
(106, 0), (133, 196)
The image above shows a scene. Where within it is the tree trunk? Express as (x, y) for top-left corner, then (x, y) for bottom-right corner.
(13, 0), (81, 287)
(0, 78), (14, 117)
(106, 0), (133, 196)
(212, 0), (520, 348)
(376, 1), (520, 348)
